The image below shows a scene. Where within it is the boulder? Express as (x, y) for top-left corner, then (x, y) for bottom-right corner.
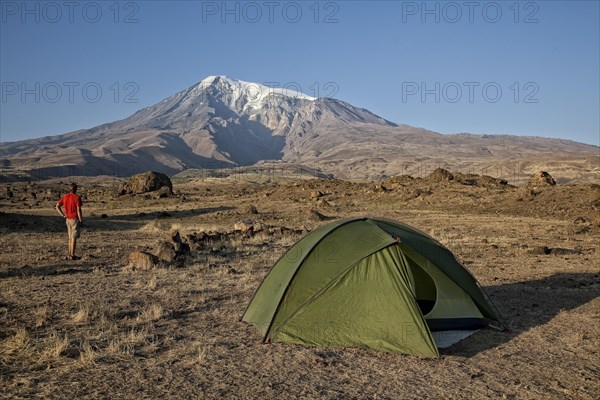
(171, 230), (183, 244)
(174, 242), (190, 256)
(155, 231), (190, 263)
(118, 171), (173, 196)
(128, 251), (159, 270)
(154, 185), (174, 199)
(309, 209), (327, 221)
(156, 241), (177, 263)
(530, 246), (551, 255)
(528, 171), (556, 188)
(427, 168), (454, 183)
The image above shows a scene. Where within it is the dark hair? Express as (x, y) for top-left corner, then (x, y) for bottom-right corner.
(70, 183), (78, 193)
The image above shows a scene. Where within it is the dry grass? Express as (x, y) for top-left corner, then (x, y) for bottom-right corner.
(0, 328), (31, 361)
(146, 275), (158, 290)
(34, 305), (49, 328)
(113, 327), (153, 356)
(175, 223), (226, 234)
(139, 220), (164, 233)
(79, 341), (97, 365)
(72, 303), (90, 324)
(39, 331), (69, 361)
(1, 177), (599, 399)
(107, 336), (134, 357)
(196, 345), (208, 365)
(137, 303), (163, 323)
(133, 273), (159, 290)
(104, 326), (149, 358)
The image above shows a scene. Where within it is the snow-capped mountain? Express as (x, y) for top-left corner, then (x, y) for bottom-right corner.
(1, 76), (598, 180)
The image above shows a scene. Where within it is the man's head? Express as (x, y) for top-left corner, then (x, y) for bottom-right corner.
(70, 183), (78, 194)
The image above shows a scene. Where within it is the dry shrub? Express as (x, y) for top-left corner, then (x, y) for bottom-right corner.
(106, 327), (150, 356)
(126, 327), (148, 344)
(107, 337), (134, 357)
(34, 305), (49, 328)
(137, 304), (163, 323)
(183, 340), (209, 366)
(0, 328), (31, 361)
(79, 341), (97, 365)
(243, 231), (273, 244)
(72, 303), (89, 323)
(141, 335), (160, 354)
(89, 317), (119, 344)
(39, 331), (69, 361)
(103, 324), (147, 357)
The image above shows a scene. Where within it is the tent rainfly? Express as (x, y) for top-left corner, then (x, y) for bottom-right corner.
(242, 217), (502, 357)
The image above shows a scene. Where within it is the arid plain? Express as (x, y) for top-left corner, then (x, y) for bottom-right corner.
(1, 166), (599, 399)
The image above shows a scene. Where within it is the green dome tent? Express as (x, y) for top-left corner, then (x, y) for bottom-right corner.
(242, 217), (502, 358)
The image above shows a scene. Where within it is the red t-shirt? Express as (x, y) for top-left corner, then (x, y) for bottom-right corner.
(58, 193), (82, 219)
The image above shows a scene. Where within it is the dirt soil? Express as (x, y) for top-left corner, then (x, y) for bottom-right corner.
(1, 173), (599, 399)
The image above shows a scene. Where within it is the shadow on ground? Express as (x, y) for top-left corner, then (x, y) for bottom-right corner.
(441, 272), (600, 357)
(104, 206), (234, 221)
(0, 206), (234, 234)
(0, 262), (97, 279)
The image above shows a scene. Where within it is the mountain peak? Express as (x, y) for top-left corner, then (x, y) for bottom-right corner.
(197, 75), (317, 102)
(200, 75), (231, 84)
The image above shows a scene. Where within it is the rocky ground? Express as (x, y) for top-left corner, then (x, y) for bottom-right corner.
(0, 169), (599, 399)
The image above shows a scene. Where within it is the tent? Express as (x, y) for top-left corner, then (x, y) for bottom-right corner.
(242, 217), (501, 357)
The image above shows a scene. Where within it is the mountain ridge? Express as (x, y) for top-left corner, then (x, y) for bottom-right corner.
(1, 76), (598, 182)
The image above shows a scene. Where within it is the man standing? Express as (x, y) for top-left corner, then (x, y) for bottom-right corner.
(55, 183), (83, 260)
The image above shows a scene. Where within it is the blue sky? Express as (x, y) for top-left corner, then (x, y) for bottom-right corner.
(1, 0), (599, 146)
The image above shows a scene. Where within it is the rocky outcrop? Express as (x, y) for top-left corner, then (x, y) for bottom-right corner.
(127, 251), (159, 270)
(528, 171), (556, 188)
(118, 171), (173, 196)
(427, 168), (454, 183)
